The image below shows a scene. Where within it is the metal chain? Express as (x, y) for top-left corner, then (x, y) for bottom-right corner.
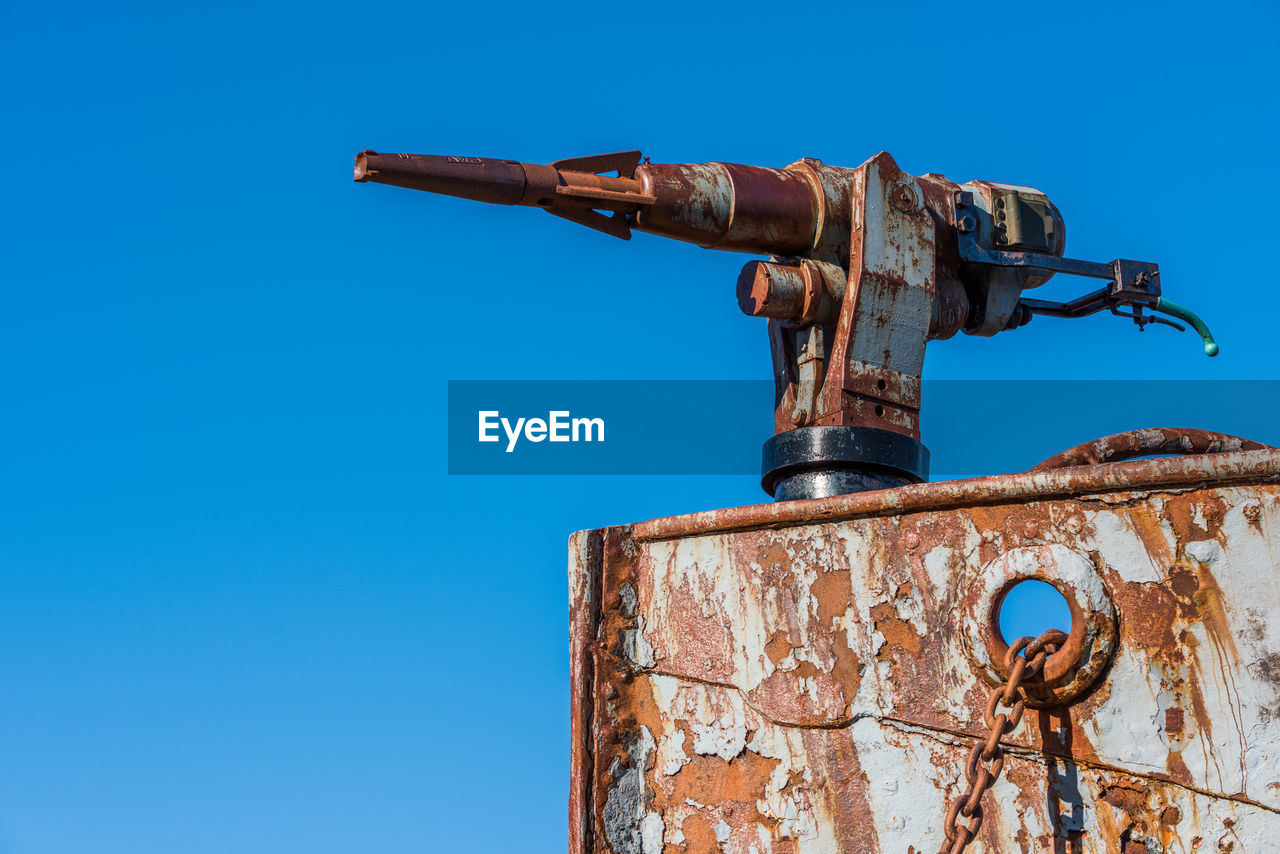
(940, 628), (1068, 854)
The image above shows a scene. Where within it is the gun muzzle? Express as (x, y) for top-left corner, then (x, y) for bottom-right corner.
(355, 151), (533, 205)
(355, 150), (653, 240)
(354, 149), (841, 257)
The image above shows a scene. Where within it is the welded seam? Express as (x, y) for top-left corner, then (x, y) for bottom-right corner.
(580, 528), (604, 854)
(874, 713), (1280, 816)
(639, 667), (866, 729)
(636, 667), (1280, 815)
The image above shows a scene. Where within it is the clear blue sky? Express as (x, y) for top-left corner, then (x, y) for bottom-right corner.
(2, 1), (1276, 852)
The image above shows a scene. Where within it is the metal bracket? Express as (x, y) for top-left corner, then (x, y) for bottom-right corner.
(951, 192), (1218, 356)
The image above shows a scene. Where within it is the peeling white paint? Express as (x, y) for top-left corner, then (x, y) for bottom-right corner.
(583, 481), (1280, 851)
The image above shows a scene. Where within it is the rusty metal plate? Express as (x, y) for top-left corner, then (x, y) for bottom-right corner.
(569, 450), (1280, 852)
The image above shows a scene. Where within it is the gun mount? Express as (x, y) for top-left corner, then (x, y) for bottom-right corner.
(354, 149), (1217, 500)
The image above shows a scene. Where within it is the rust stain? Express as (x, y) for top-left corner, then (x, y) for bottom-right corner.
(829, 633), (864, 701)
(1190, 560), (1241, 662)
(1159, 804), (1184, 850)
(577, 469), (1280, 852)
(1127, 503), (1180, 572)
(1121, 581), (1180, 650)
(870, 601), (923, 657)
(1160, 490), (1229, 543)
(811, 561), (853, 627)
(1165, 743), (1195, 787)
(764, 629), (792, 666)
(673, 813), (718, 852)
(1102, 782), (1148, 816)
(668, 751), (781, 817)
(653, 575), (737, 684)
(800, 730), (881, 853)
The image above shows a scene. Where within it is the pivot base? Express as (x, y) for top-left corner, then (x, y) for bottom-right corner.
(762, 426), (929, 501)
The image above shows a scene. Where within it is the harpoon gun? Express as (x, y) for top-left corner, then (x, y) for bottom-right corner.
(354, 149), (1217, 500)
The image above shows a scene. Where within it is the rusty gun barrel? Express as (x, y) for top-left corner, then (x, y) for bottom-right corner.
(355, 150), (653, 241)
(354, 149), (845, 258)
(353, 151), (648, 209)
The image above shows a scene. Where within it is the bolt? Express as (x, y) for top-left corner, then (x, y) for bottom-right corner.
(958, 214), (976, 233)
(889, 181), (918, 213)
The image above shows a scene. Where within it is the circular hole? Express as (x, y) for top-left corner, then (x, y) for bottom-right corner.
(998, 580), (1070, 653)
(876, 379), (887, 391)
(874, 405), (884, 416)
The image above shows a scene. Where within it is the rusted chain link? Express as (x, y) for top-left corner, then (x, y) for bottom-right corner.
(940, 628), (1069, 854)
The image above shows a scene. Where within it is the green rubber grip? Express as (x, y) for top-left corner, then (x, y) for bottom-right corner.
(1155, 297), (1219, 357)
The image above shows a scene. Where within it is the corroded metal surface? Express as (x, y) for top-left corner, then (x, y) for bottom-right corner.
(634, 448), (1280, 541)
(570, 451), (1280, 852)
(1033, 429), (1269, 471)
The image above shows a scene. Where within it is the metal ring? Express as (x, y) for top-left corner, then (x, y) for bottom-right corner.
(761, 425), (929, 496)
(961, 544), (1118, 707)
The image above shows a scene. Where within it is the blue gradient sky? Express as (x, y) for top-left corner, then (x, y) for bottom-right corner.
(3, 1), (1276, 852)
